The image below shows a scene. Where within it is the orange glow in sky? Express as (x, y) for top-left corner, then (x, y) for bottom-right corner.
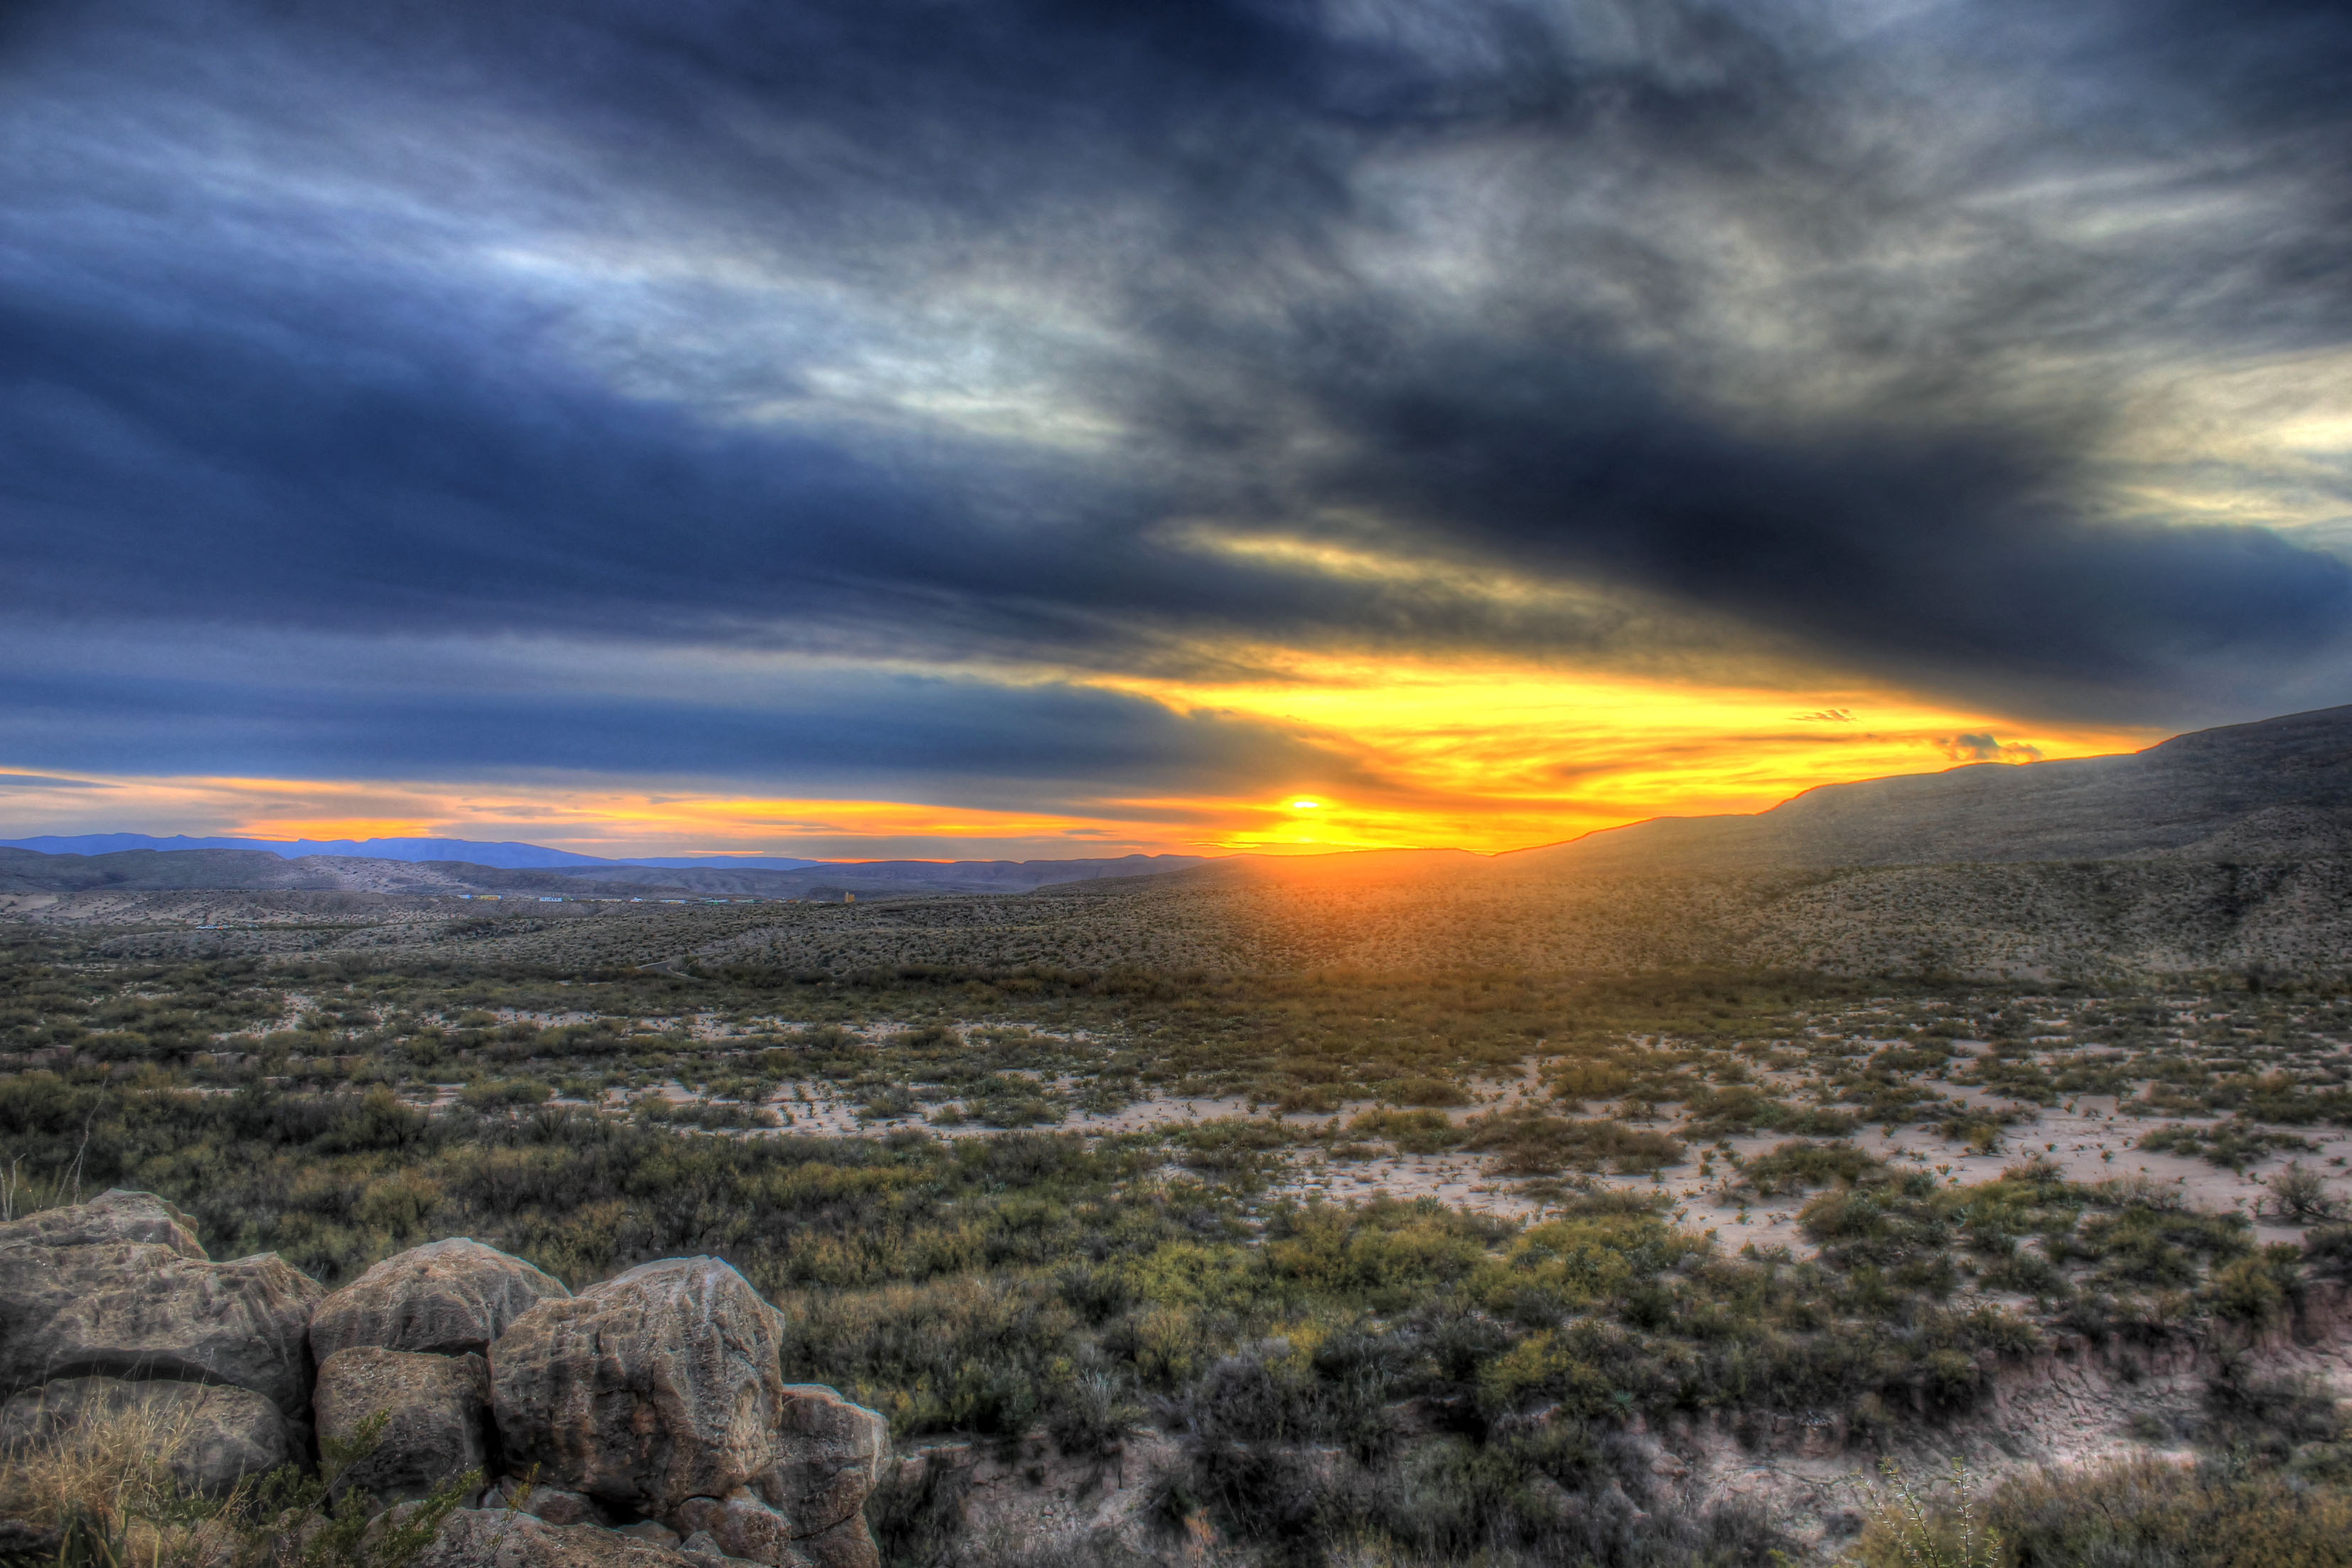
(1093, 655), (2157, 854)
(0, 657), (2164, 859)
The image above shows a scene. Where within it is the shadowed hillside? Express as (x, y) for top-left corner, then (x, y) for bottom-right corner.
(1516, 704), (2352, 874)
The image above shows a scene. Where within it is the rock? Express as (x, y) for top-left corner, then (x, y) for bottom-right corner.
(0, 1375), (292, 1494)
(0, 1191), (205, 1257)
(312, 1240), (571, 1360)
(674, 1534), (727, 1567)
(672, 1492), (798, 1566)
(675, 1533), (780, 1568)
(488, 1479), (606, 1527)
(0, 1193), (325, 1415)
(612, 1521), (682, 1548)
(315, 1347), (491, 1504)
(771, 1386), (888, 1535)
(792, 1518), (876, 1568)
(489, 1257), (791, 1516)
(419, 1509), (694, 1567)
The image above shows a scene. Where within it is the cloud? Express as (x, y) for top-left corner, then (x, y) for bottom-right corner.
(2, 0), (2351, 802)
(0, 660), (1366, 805)
(1936, 733), (2045, 763)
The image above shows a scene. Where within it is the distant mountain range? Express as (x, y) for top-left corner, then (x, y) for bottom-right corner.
(0, 834), (825, 871)
(1514, 702), (2352, 875)
(537, 855), (1213, 898)
(0, 842), (1215, 899)
(0, 848), (643, 898)
(5, 704), (2346, 901)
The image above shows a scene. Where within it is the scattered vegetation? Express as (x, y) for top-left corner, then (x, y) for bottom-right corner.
(3, 909), (2351, 1566)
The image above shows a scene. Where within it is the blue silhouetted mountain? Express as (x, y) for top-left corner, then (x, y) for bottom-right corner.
(0, 834), (822, 871)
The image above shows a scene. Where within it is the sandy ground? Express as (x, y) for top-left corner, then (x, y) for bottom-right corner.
(530, 1050), (2352, 1249)
(200, 998), (2352, 1255)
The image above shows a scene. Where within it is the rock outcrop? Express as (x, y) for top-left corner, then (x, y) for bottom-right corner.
(311, 1237), (570, 1360)
(0, 1190), (324, 1417)
(0, 1199), (888, 1568)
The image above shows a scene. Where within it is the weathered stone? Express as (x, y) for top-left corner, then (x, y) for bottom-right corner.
(311, 1240), (570, 1361)
(791, 1518), (877, 1568)
(488, 1479), (605, 1527)
(0, 1192), (325, 1414)
(0, 1375), (292, 1494)
(315, 1347), (491, 1504)
(675, 1532), (775, 1568)
(771, 1386), (888, 1535)
(0, 1191), (205, 1258)
(419, 1509), (694, 1567)
(672, 1491), (798, 1566)
(611, 1521), (682, 1548)
(489, 1258), (790, 1515)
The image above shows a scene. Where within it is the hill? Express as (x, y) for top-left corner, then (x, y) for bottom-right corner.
(1513, 702), (2352, 874)
(539, 854), (1213, 898)
(0, 833), (828, 871)
(0, 848), (678, 899)
(0, 847), (1214, 905)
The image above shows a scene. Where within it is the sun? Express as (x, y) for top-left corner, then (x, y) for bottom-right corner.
(1288, 798), (1322, 810)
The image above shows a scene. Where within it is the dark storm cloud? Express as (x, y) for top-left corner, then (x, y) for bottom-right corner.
(0, 662), (1359, 799)
(4, 0), (2351, 755)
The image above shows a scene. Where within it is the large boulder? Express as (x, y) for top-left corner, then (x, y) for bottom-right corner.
(0, 1191), (324, 1415)
(0, 1375), (293, 1495)
(315, 1347), (493, 1504)
(489, 1258), (792, 1517)
(770, 1387), (886, 1536)
(312, 1240), (571, 1361)
(419, 1509), (695, 1567)
(0, 1191), (205, 1257)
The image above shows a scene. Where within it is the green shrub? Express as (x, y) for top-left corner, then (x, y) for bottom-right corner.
(1739, 1140), (1884, 1197)
(1462, 1112), (1684, 1176)
(1987, 1456), (2352, 1567)
(1343, 1110), (1459, 1155)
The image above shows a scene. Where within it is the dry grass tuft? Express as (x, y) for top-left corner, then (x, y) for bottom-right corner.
(0, 1395), (240, 1566)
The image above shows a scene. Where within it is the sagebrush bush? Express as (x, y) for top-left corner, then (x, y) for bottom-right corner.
(1989, 1456), (2352, 1567)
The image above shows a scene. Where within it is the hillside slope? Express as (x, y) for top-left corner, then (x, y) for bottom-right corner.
(541, 853), (1211, 897)
(1515, 703), (2352, 874)
(0, 848), (677, 899)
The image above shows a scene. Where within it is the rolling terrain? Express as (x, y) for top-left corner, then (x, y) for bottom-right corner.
(3, 704), (2347, 982)
(1521, 702), (2352, 873)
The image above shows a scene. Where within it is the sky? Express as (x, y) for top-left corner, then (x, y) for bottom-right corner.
(2, 0), (2348, 859)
